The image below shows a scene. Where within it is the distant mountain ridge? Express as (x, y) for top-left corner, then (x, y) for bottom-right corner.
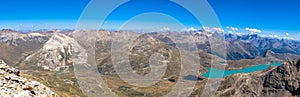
(148, 31), (300, 60)
(0, 29), (299, 68)
(225, 33), (300, 60)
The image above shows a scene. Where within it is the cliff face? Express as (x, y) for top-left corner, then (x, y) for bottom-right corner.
(23, 33), (74, 71)
(0, 60), (58, 96)
(262, 60), (300, 96)
(216, 59), (300, 97)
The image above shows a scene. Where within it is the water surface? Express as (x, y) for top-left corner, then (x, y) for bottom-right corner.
(202, 62), (282, 78)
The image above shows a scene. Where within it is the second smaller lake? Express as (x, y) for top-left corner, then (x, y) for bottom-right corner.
(202, 62), (282, 78)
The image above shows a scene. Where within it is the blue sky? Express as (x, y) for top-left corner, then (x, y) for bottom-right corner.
(0, 0), (300, 39)
(209, 0), (300, 31)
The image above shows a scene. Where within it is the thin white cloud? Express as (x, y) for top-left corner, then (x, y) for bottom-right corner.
(269, 34), (279, 38)
(245, 28), (262, 33)
(283, 37), (295, 40)
(202, 26), (210, 31)
(161, 27), (170, 31)
(212, 28), (225, 32)
(268, 35), (273, 37)
(226, 26), (238, 31)
(267, 34), (295, 40)
(236, 32), (242, 35)
(187, 27), (198, 32)
(285, 32), (289, 36)
(203, 26), (224, 32)
(260, 34), (267, 37)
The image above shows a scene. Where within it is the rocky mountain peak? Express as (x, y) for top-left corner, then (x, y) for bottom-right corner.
(131, 34), (159, 46)
(28, 33), (75, 71)
(43, 33), (73, 50)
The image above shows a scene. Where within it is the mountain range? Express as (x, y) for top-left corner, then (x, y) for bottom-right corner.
(0, 29), (299, 96)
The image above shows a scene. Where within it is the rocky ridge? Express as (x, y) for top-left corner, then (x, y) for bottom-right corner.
(24, 33), (74, 71)
(0, 59), (58, 96)
(225, 33), (300, 60)
(0, 29), (49, 46)
(216, 59), (300, 97)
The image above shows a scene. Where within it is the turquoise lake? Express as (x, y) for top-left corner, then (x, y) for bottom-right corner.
(202, 62), (282, 78)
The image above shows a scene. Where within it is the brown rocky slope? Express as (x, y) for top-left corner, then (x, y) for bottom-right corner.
(216, 59), (300, 97)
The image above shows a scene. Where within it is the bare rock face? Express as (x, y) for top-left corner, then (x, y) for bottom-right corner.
(26, 33), (75, 71)
(262, 60), (300, 96)
(216, 59), (300, 97)
(0, 60), (58, 96)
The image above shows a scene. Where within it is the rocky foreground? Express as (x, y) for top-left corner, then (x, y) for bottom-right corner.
(216, 59), (300, 97)
(0, 60), (58, 97)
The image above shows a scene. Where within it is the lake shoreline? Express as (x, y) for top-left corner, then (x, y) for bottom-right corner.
(202, 62), (282, 78)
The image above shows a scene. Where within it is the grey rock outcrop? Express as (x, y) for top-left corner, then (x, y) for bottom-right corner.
(0, 60), (59, 97)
